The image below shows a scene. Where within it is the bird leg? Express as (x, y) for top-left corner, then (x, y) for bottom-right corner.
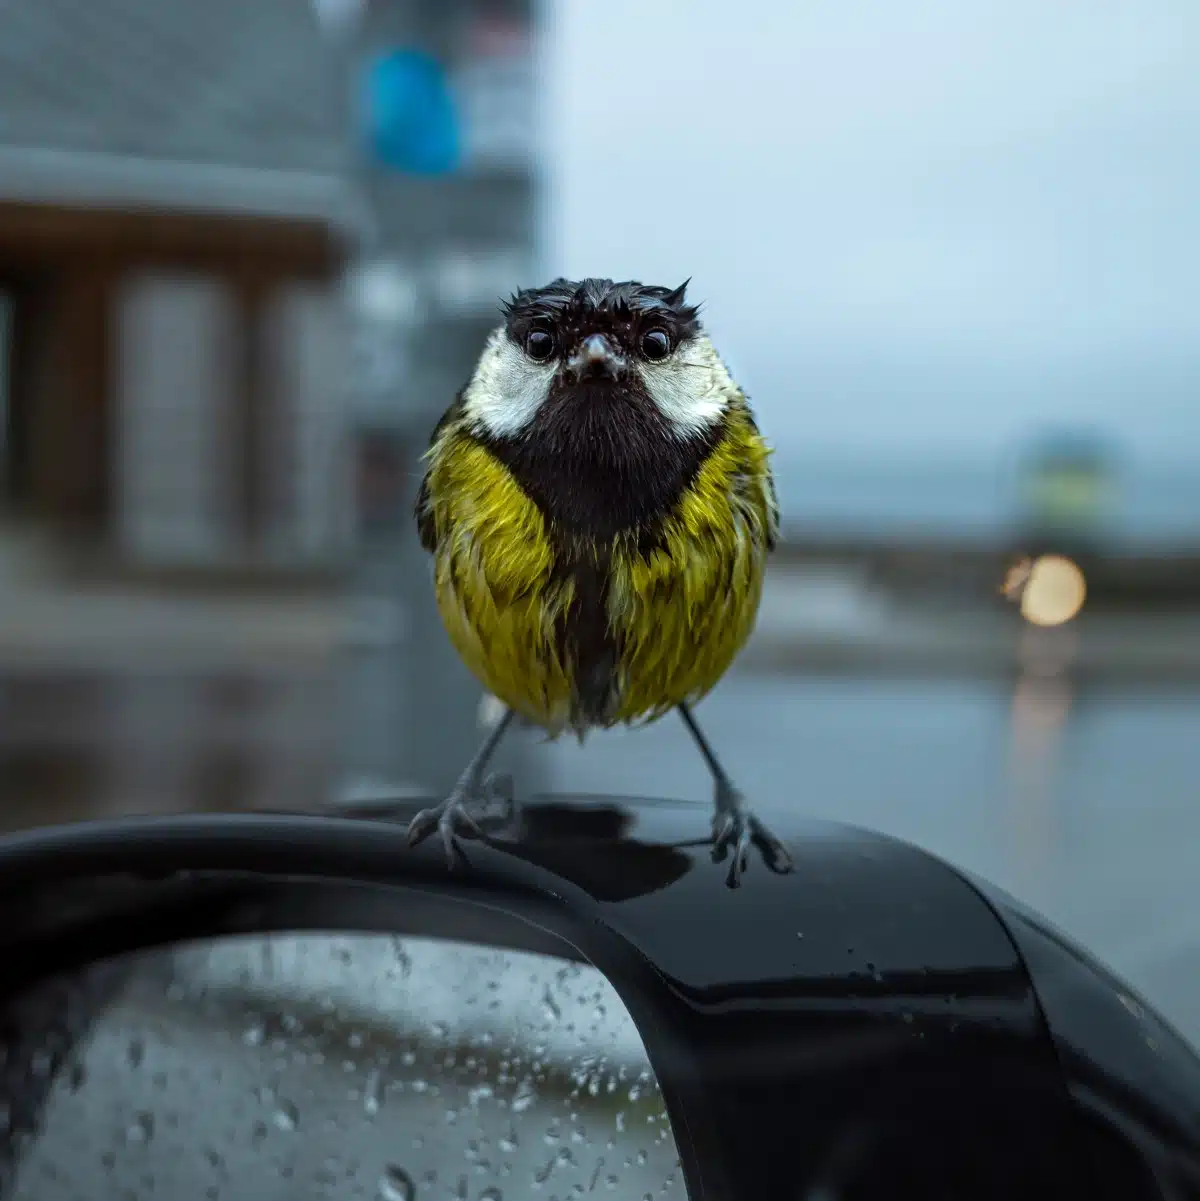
(677, 703), (793, 888)
(407, 707), (517, 869)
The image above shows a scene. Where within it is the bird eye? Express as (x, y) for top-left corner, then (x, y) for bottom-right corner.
(640, 329), (671, 360)
(525, 329), (556, 361)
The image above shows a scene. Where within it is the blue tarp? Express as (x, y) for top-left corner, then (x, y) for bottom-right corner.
(360, 48), (460, 176)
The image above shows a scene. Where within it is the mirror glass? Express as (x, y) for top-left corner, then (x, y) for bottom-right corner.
(2, 934), (685, 1201)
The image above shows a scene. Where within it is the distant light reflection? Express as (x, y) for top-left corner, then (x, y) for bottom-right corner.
(1007, 624), (1078, 903)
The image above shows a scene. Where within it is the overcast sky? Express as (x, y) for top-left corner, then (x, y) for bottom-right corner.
(539, 0), (1200, 464)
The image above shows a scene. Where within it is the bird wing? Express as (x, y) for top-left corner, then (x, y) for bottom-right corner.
(739, 401), (780, 552)
(414, 392), (465, 553)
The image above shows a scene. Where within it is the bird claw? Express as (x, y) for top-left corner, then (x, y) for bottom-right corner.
(711, 791), (794, 889)
(406, 772), (514, 870)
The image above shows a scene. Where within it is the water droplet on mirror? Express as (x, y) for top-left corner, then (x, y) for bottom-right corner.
(125, 1112), (155, 1146)
(479, 1189), (504, 1201)
(377, 1164), (415, 1201)
(1118, 993), (1146, 1020)
(389, 936), (413, 976)
(272, 1100), (299, 1131)
(511, 1082), (536, 1113)
(364, 1068), (383, 1116)
(243, 1021), (266, 1046)
(499, 1127), (519, 1152)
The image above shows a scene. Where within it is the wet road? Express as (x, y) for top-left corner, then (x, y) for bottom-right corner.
(0, 669), (336, 828)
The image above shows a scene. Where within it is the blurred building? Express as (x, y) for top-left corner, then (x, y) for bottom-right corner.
(0, 0), (355, 575)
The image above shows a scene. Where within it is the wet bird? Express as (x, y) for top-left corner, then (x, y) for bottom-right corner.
(407, 277), (792, 886)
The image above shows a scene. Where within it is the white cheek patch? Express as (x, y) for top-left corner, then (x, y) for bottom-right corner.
(636, 334), (731, 436)
(461, 327), (555, 437)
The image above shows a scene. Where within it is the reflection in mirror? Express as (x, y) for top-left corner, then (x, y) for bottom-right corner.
(5, 935), (685, 1200)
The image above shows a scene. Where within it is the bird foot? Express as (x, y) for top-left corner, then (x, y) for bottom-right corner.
(406, 772), (514, 870)
(711, 788), (793, 889)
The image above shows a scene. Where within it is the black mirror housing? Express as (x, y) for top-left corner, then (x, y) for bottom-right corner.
(0, 798), (1194, 1200)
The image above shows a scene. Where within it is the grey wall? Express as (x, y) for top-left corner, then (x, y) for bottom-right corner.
(115, 273), (233, 564)
(115, 272), (352, 567)
(0, 294), (10, 500)
(266, 282), (354, 564)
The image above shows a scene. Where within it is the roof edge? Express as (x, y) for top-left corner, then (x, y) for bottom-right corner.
(0, 144), (359, 229)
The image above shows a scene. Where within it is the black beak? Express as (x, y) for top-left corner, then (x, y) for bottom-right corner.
(564, 333), (626, 383)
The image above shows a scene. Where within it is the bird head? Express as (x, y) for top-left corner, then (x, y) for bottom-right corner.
(460, 277), (737, 441)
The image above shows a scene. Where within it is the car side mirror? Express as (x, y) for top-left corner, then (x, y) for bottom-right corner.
(0, 799), (1196, 1201)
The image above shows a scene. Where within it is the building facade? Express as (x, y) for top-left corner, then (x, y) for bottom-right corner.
(0, 0), (355, 573)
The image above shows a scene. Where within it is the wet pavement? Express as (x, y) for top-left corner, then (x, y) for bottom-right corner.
(0, 668), (337, 831)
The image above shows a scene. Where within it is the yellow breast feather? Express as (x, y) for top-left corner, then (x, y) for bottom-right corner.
(607, 402), (776, 723)
(423, 430), (577, 731)
(421, 401), (776, 734)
